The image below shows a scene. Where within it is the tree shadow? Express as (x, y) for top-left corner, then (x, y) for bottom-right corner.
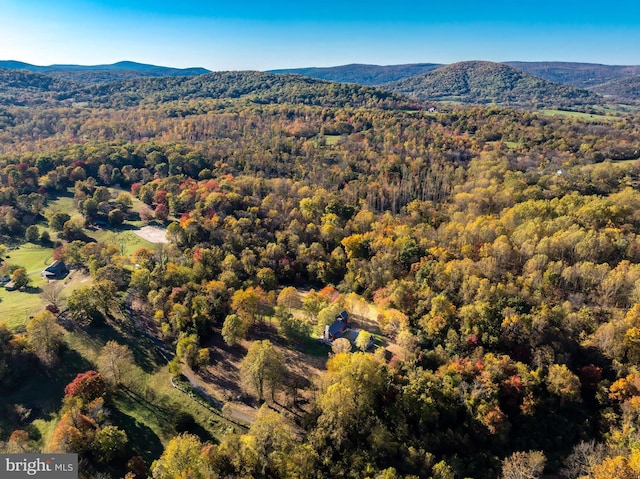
(22, 286), (43, 295)
(83, 321), (160, 374)
(108, 406), (164, 464)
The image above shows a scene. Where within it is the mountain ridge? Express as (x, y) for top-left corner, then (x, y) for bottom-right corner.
(268, 63), (443, 85)
(0, 60), (210, 84)
(385, 61), (600, 107)
(0, 68), (414, 109)
(271, 60), (640, 103)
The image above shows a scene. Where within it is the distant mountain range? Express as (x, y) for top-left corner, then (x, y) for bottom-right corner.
(271, 60), (640, 106)
(0, 69), (413, 110)
(0, 60), (210, 84)
(3, 59), (640, 108)
(271, 61), (640, 88)
(503, 62), (640, 88)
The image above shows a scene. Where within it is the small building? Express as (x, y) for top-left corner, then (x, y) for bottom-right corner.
(42, 260), (69, 280)
(4, 281), (17, 291)
(324, 311), (349, 342)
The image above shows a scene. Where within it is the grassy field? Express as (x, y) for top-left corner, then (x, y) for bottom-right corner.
(0, 186), (162, 329)
(46, 191), (79, 219)
(323, 134), (341, 145)
(1, 307), (236, 461)
(0, 244), (54, 329)
(87, 228), (156, 257)
(539, 109), (619, 122)
(65, 317), (236, 458)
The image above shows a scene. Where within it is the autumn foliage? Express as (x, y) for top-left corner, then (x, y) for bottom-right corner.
(64, 371), (107, 402)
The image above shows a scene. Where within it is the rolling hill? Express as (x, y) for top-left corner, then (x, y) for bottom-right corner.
(85, 71), (415, 109)
(0, 68), (78, 106)
(385, 61), (601, 107)
(590, 76), (640, 101)
(268, 63), (442, 85)
(0, 69), (415, 109)
(0, 60), (210, 84)
(271, 61), (640, 104)
(504, 61), (640, 88)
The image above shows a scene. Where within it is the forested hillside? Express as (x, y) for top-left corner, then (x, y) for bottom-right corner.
(269, 63), (443, 85)
(504, 61), (640, 88)
(387, 61), (601, 107)
(273, 61), (640, 105)
(0, 60), (211, 84)
(1, 69), (640, 478)
(590, 76), (640, 101)
(0, 69), (414, 109)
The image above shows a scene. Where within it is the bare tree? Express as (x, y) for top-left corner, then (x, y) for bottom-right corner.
(40, 281), (65, 311)
(561, 441), (607, 479)
(97, 341), (134, 386)
(502, 451), (546, 479)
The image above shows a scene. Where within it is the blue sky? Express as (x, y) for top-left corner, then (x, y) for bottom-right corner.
(1, 0), (639, 70)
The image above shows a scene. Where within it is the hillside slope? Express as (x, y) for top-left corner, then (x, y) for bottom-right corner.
(90, 71), (415, 108)
(504, 61), (640, 88)
(268, 63), (442, 85)
(0, 68), (78, 105)
(590, 76), (640, 101)
(0, 60), (210, 84)
(386, 61), (600, 107)
(0, 69), (414, 109)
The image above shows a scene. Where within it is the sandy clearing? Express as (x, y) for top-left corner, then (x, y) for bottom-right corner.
(134, 225), (169, 244)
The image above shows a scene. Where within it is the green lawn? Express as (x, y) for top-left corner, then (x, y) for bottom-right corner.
(323, 134), (341, 146)
(46, 190), (81, 220)
(0, 244), (54, 329)
(87, 229), (156, 257)
(539, 109), (619, 122)
(2, 308), (234, 459)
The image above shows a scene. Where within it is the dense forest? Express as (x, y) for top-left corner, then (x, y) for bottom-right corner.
(1, 69), (640, 478)
(387, 62), (600, 107)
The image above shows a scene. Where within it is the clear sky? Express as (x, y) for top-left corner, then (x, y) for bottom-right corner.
(1, 0), (640, 70)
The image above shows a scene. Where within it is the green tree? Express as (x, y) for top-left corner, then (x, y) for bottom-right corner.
(256, 267), (277, 291)
(240, 340), (285, 402)
(26, 310), (65, 366)
(115, 192), (133, 212)
(11, 267), (30, 289)
(277, 307), (311, 344)
(82, 198), (99, 222)
(40, 230), (51, 244)
(25, 225), (39, 243)
(92, 426), (128, 463)
(546, 364), (582, 404)
(67, 281), (117, 325)
(176, 334), (201, 369)
(222, 314), (246, 346)
(49, 212), (71, 231)
(108, 208), (125, 227)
